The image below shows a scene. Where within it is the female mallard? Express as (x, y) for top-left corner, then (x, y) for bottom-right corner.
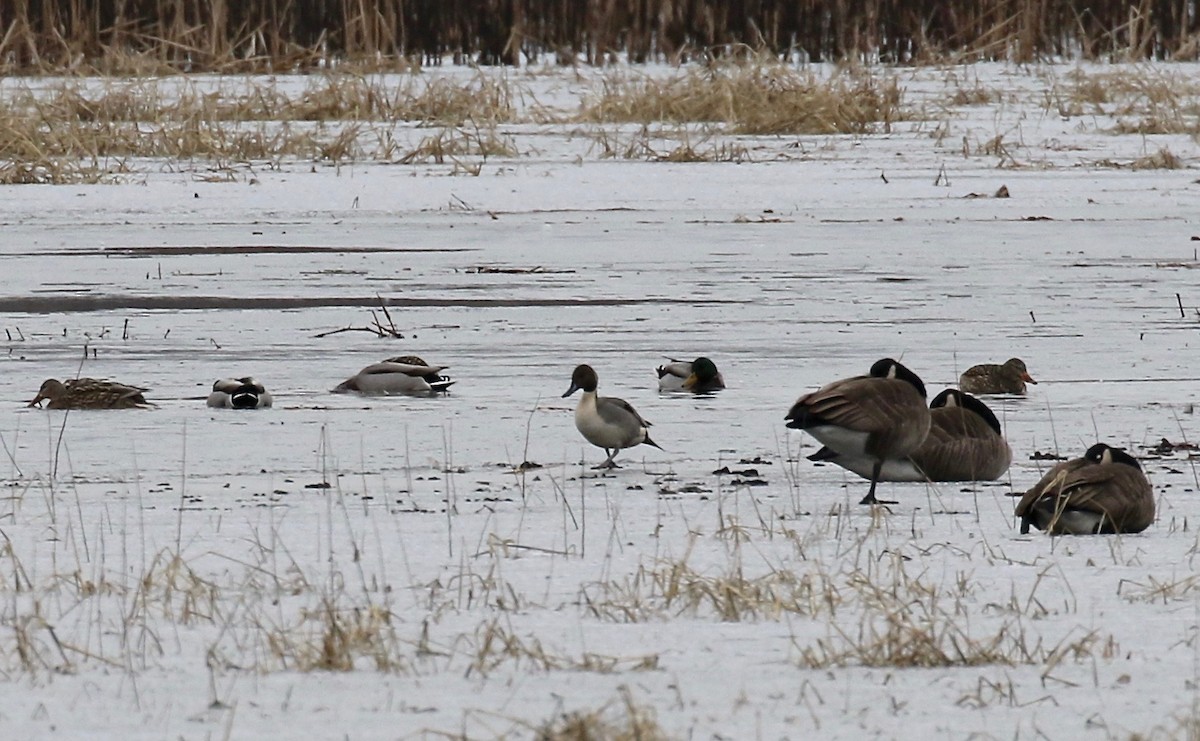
(786, 358), (931, 505)
(207, 378), (273, 409)
(563, 364), (662, 469)
(959, 358), (1037, 395)
(28, 378), (152, 409)
(657, 356), (725, 393)
(333, 356), (454, 395)
(1015, 443), (1154, 535)
(809, 388), (1011, 483)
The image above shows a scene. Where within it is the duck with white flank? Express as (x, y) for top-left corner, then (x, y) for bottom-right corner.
(959, 357), (1037, 395)
(657, 357), (725, 393)
(333, 355), (454, 395)
(1015, 443), (1154, 535)
(28, 378), (152, 410)
(785, 358), (931, 505)
(208, 377), (273, 409)
(808, 388), (1011, 483)
(563, 364), (662, 469)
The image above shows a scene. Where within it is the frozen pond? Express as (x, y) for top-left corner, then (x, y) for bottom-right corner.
(1, 62), (1199, 738)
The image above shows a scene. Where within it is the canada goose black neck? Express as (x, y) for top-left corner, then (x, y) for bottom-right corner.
(931, 388), (1002, 435)
(869, 358), (926, 399)
(1086, 443), (1140, 470)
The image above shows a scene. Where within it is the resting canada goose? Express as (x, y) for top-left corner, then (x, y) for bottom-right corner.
(333, 356), (454, 395)
(1015, 443), (1154, 535)
(207, 378), (273, 409)
(657, 356), (725, 393)
(785, 358), (931, 504)
(808, 388), (1011, 483)
(959, 358), (1037, 395)
(28, 378), (152, 410)
(563, 364), (662, 469)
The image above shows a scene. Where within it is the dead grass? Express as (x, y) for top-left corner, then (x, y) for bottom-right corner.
(1047, 68), (1200, 135)
(580, 63), (904, 135)
(531, 686), (670, 741)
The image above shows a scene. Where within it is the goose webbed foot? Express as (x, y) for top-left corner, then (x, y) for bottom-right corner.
(860, 466), (896, 505)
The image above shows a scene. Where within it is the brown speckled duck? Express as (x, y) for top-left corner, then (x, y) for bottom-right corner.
(28, 378), (152, 409)
(1015, 443), (1153, 535)
(959, 358), (1037, 395)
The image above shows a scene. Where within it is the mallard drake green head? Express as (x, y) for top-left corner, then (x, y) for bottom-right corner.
(657, 356), (725, 393)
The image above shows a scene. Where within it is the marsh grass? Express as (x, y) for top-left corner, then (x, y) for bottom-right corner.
(1048, 68), (1200, 135)
(580, 64), (904, 135)
(531, 686), (669, 740)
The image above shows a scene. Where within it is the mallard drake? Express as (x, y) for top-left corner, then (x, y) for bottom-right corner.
(207, 378), (273, 409)
(657, 356), (725, 393)
(786, 358), (931, 504)
(808, 388), (1011, 482)
(333, 356), (454, 395)
(563, 364), (662, 469)
(28, 377), (152, 410)
(959, 358), (1037, 395)
(1015, 443), (1154, 535)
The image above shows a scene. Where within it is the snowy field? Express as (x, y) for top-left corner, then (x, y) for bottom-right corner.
(1, 61), (1200, 738)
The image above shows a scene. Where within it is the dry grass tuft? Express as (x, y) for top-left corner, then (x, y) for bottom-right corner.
(533, 686), (670, 741)
(580, 63), (904, 135)
(1130, 147), (1184, 169)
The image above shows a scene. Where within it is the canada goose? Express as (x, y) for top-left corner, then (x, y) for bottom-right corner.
(959, 358), (1037, 395)
(28, 378), (152, 410)
(786, 358), (931, 504)
(333, 356), (454, 395)
(1015, 443), (1154, 534)
(657, 356), (725, 393)
(563, 364), (662, 469)
(208, 378), (273, 409)
(808, 388), (1011, 483)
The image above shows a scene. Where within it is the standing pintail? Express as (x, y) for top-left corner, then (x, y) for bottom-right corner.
(563, 364), (662, 469)
(785, 358), (931, 505)
(1015, 443), (1154, 535)
(208, 377), (273, 409)
(808, 388), (1011, 482)
(28, 378), (152, 410)
(959, 358), (1037, 395)
(657, 356), (725, 393)
(333, 355), (454, 395)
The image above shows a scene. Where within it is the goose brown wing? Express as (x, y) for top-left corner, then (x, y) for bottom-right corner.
(1016, 459), (1151, 523)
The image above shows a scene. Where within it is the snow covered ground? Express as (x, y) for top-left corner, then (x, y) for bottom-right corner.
(1, 61), (1199, 738)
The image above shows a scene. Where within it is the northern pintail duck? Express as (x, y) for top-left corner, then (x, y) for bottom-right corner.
(333, 356), (454, 395)
(1015, 443), (1153, 535)
(563, 364), (662, 469)
(785, 358), (931, 504)
(959, 358), (1037, 395)
(657, 356), (725, 393)
(808, 388), (1011, 482)
(207, 377), (273, 409)
(28, 378), (152, 409)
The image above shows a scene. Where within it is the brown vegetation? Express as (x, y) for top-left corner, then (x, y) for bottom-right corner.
(1, 1), (1198, 74)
